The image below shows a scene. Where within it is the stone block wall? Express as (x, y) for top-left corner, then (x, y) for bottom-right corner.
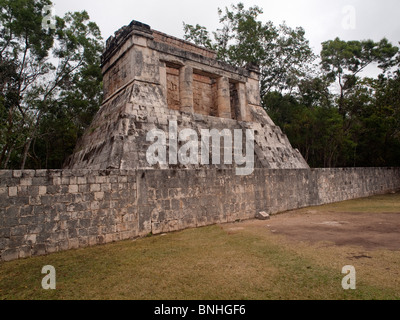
(1, 167), (400, 262)
(0, 170), (138, 261)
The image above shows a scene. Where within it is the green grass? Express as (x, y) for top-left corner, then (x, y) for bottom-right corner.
(301, 192), (400, 213)
(1, 193), (400, 300)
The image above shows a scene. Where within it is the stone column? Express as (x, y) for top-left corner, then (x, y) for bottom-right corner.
(217, 77), (231, 119)
(179, 65), (194, 113)
(159, 61), (168, 107)
(246, 68), (261, 108)
(236, 82), (249, 122)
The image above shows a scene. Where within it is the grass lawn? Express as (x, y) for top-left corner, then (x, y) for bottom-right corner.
(1, 193), (399, 300)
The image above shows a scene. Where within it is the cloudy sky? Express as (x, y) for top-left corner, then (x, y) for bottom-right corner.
(52, 0), (399, 56)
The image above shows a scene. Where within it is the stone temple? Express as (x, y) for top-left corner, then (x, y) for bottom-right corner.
(64, 20), (309, 171)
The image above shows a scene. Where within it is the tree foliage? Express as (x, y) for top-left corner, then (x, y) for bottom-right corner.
(0, 0), (103, 169)
(184, 2), (400, 168)
(184, 2), (315, 96)
(321, 37), (398, 116)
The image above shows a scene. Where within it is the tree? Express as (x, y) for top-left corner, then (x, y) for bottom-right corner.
(0, 0), (54, 168)
(0, 0), (103, 169)
(297, 75), (332, 108)
(182, 23), (214, 50)
(264, 91), (351, 168)
(183, 2), (315, 100)
(358, 70), (400, 166)
(320, 37), (398, 116)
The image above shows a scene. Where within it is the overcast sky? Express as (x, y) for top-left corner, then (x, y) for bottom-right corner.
(52, 0), (400, 54)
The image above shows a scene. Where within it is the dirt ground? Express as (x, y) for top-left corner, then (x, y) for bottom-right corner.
(226, 209), (400, 251)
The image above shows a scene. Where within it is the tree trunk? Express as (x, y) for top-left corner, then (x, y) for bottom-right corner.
(20, 138), (31, 170)
(338, 73), (346, 118)
(3, 146), (13, 169)
(20, 108), (44, 169)
(0, 143), (9, 168)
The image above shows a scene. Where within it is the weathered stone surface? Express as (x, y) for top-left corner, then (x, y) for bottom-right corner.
(256, 211), (270, 220)
(1, 248), (19, 262)
(64, 19), (309, 171)
(0, 167), (399, 262)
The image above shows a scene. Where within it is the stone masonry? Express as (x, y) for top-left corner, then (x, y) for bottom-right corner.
(64, 20), (309, 171)
(1, 168), (400, 261)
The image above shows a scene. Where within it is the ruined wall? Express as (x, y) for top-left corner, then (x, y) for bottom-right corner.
(1, 167), (400, 262)
(64, 20), (309, 171)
